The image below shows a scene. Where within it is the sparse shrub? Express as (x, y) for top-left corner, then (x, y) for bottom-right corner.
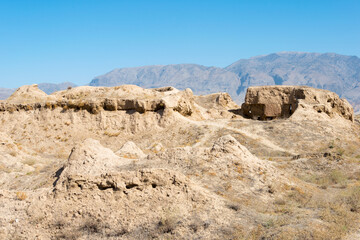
(345, 186), (360, 212)
(45, 102), (52, 109)
(262, 218), (275, 229)
(53, 218), (66, 229)
(207, 171), (217, 176)
(351, 171), (360, 180)
(224, 182), (232, 191)
(227, 204), (240, 211)
(8, 107), (15, 113)
(234, 165), (243, 174)
(56, 148), (70, 159)
(337, 148), (345, 156)
(9, 151), (17, 157)
(328, 169), (347, 187)
(158, 218), (177, 233)
(56, 230), (81, 240)
(104, 130), (121, 137)
(16, 192), (27, 201)
(0, 164), (9, 173)
(78, 101), (85, 109)
(121, 154), (137, 159)
(274, 198), (286, 205)
(23, 158), (36, 166)
(81, 219), (102, 234)
(287, 186), (311, 206)
(188, 215), (209, 233)
(158, 209), (179, 234)
(303, 170), (348, 188)
(232, 224), (265, 240)
(319, 202), (357, 238)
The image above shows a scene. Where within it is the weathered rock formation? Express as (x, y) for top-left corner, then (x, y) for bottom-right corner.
(0, 84), (196, 116)
(116, 141), (146, 159)
(242, 86), (354, 121)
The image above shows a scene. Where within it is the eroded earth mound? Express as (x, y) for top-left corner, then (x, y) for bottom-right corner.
(242, 86), (354, 121)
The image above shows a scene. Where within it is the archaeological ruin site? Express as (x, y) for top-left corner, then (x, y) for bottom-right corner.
(0, 84), (359, 239)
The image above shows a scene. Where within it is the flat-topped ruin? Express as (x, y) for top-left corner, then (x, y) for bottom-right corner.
(242, 86), (354, 121)
(1, 84), (355, 123)
(0, 84), (196, 116)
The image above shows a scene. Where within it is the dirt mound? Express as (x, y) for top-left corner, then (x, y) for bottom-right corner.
(0, 138), (235, 239)
(6, 84), (55, 103)
(140, 135), (289, 201)
(116, 141), (146, 159)
(56, 139), (131, 183)
(43, 168), (231, 239)
(242, 86), (354, 121)
(195, 92), (238, 110)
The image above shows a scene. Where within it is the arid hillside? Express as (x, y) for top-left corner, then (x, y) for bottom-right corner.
(0, 84), (359, 240)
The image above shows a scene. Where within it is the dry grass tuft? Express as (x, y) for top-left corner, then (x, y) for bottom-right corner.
(16, 192), (27, 201)
(104, 130), (121, 137)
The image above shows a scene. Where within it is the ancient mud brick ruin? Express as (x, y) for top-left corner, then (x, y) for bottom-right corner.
(241, 86), (354, 121)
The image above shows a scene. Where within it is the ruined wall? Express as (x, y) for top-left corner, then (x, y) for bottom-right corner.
(242, 86), (354, 121)
(0, 85), (195, 116)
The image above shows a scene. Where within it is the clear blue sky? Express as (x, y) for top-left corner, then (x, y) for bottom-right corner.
(0, 0), (359, 88)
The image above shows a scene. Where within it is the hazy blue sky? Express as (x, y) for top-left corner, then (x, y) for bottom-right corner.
(0, 0), (359, 88)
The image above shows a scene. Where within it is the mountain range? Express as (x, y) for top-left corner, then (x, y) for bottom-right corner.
(1, 52), (359, 112)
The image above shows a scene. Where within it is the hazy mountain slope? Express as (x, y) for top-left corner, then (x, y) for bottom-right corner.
(38, 82), (77, 94)
(0, 88), (14, 100)
(89, 64), (241, 101)
(226, 52), (360, 109)
(0, 82), (77, 100)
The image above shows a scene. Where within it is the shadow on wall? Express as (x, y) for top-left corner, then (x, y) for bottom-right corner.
(241, 103), (297, 120)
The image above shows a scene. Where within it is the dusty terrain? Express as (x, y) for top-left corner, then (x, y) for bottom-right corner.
(0, 84), (359, 240)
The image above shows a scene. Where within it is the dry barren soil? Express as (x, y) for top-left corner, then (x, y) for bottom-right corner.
(0, 85), (359, 240)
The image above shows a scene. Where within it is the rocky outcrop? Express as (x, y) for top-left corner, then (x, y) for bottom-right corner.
(242, 86), (354, 121)
(116, 141), (146, 159)
(195, 92), (238, 110)
(0, 84), (197, 116)
(54, 138), (133, 191)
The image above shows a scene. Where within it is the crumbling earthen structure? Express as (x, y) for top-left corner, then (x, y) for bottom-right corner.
(242, 86), (354, 121)
(0, 84), (195, 116)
